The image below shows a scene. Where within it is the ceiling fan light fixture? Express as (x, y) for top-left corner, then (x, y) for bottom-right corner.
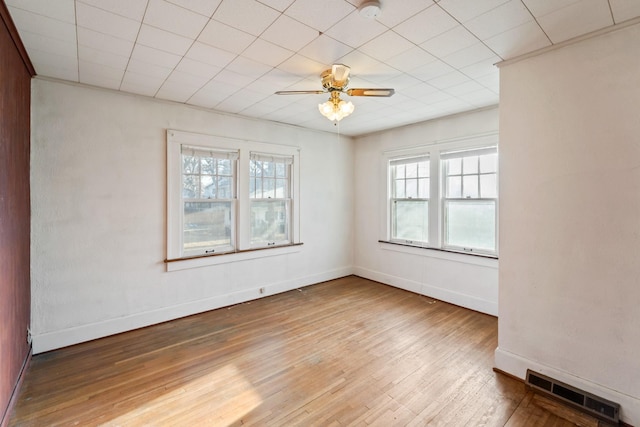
(318, 94), (355, 122)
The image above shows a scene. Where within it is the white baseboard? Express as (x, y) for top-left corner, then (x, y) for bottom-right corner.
(494, 347), (639, 425)
(32, 267), (354, 354)
(353, 266), (498, 316)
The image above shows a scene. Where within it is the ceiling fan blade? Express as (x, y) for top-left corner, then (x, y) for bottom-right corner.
(275, 90), (325, 95)
(346, 88), (395, 97)
(331, 64), (351, 84)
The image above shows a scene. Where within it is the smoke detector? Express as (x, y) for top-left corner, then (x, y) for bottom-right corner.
(359, 1), (381, 18)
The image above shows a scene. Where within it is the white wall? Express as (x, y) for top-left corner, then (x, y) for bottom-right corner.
(353, 107), (499, 316)
(496, 22), (640, 423)
(31, 79), (354, 353)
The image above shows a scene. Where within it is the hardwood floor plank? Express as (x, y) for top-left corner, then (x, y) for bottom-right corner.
(8, 276), (587, 426)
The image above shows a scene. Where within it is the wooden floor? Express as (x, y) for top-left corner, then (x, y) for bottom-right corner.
(8, 276), (592, 426)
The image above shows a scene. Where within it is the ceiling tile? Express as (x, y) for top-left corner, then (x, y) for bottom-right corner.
(79, 45), (130, 70)
(261, 14), (319, 51)
(459, 57), (500, 79)
(120, 71), (165, 96)
(6, 0), (75, 24)
(609, 0), (640, 23)
(31, 58), (79, 81)
(483, 20), (550, 59)
(298, 34), (353, 65)
(77, 27), (135, 57)
(19, 31), (77, 60)
(325, 10), (388, 48)
(185, 41), (237, 68)
(358, 30), (415, 62)
(428, 71), (470, 90)
(156, 75), (204, 102)
(284, 0), (355, 32)
(212, 69), (258, 87)
(143, 0), (209, 39)
(126, 58), (174, 80)
(374, 0), (433, 28)
(8, 7), (76, 42)
(79, 61), (125, 89)
(198, 20), (256, 54)
(437, 0), (511, 23)
(386, 46), (437, 73)
(165, 0), (223, 17)
(257, 0), (295, 12)
(464, 0), (534, 40)
(408, 59), (455, 82)
(336, 51), (398, 83)
(78, 0), (148, 21)
(241, 39), (294, 67)
(441, 42), (497, 69)
(137, 24), (194, 56)
(277, 54), (327, 77)
(420, 25), (480, 58)
(255, 68), (305, 93)
(174, 57), (222, 79)
(213, 0), (281, 36)
(131, 44), (182, 69)
(76, 2), (140, 42)
(535, 0), (614, 43)
(522, 0), (581, 17)
(188, 80), (241, 108)
(394, 5), (458, 44)
(226, 56), (273, 78)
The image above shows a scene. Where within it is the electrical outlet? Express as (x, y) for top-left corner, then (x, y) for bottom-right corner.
(26, 327), (32, 345)
(259, 287), (265, 294)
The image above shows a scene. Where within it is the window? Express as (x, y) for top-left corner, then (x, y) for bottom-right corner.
(385, 137), (498, 257)
(389, 156), (430, 245)
(249, 153), (292, 247)
(442, 148), (497, 254)
(181, 147), (237, 256)
(167, 130), (300, 269)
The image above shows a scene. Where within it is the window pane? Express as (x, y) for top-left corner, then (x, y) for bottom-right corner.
(418, 161), (429, 177)
(444, 200), (495, 252)
(183, 201), (232, 255)
(463, 156), (479, 174)
(395, 179), (405, 198)
(406, 178), (417, 198)
(447, 158), (461, 175)
(395, 164), (405, 179)
(446, 176), (462, 198)
(201, 175), (214, 198)
(392, 200), (428, 243)
(276, 178), (288, 198)
(263, 178), (275, 199)
(480, 174), (497, 198)
(182, 155), (199, 174)
(253, 160), (262, 177)
(200, 157), (215, 175)
(251, 200), (289, 244)
(217, 176), (232, 199)
(418, 178), (429, 198)
(263, 161), (275, 177)
(218, 158), (231, 176)
(405, 162), (418, 178)
(253, 179), (263, 199)
(480, 154), (497, 173)
(276, 162), (286, 178)
(183, 175), (198, 198)
(462, 175), (479, 198)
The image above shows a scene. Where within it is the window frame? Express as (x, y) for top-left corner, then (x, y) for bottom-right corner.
(167, 130), (301, 271)
(381, 133), (498, 258)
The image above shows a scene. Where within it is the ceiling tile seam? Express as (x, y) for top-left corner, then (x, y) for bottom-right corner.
(118, 0), (150, 92)
(518, 0), (553, 46)
(606, 0), (615, 24)
(74, 0), (79, 82)
(432, 2), (504, 62)
(164, 0), (223, 19)
(75, 0), (143, 22)
(149, 4), (234, 100)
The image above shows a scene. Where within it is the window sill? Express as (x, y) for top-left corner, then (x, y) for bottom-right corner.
(378, 240), (498, 268)
(165, 243), (303, 272)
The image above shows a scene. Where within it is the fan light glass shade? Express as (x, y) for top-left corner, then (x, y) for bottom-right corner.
(318, 97), (355, 122)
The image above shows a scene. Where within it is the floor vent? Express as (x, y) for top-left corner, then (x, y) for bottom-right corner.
(525, 369), (620, 424)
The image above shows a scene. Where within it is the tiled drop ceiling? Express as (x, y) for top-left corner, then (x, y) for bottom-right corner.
(6, 0), (640, 136)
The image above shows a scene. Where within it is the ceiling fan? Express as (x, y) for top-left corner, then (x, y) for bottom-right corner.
(275, 64), (395, 122)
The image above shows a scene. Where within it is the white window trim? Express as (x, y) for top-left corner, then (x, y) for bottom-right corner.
(380, 132), (499, 258)
(167, 129), (301, 271)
